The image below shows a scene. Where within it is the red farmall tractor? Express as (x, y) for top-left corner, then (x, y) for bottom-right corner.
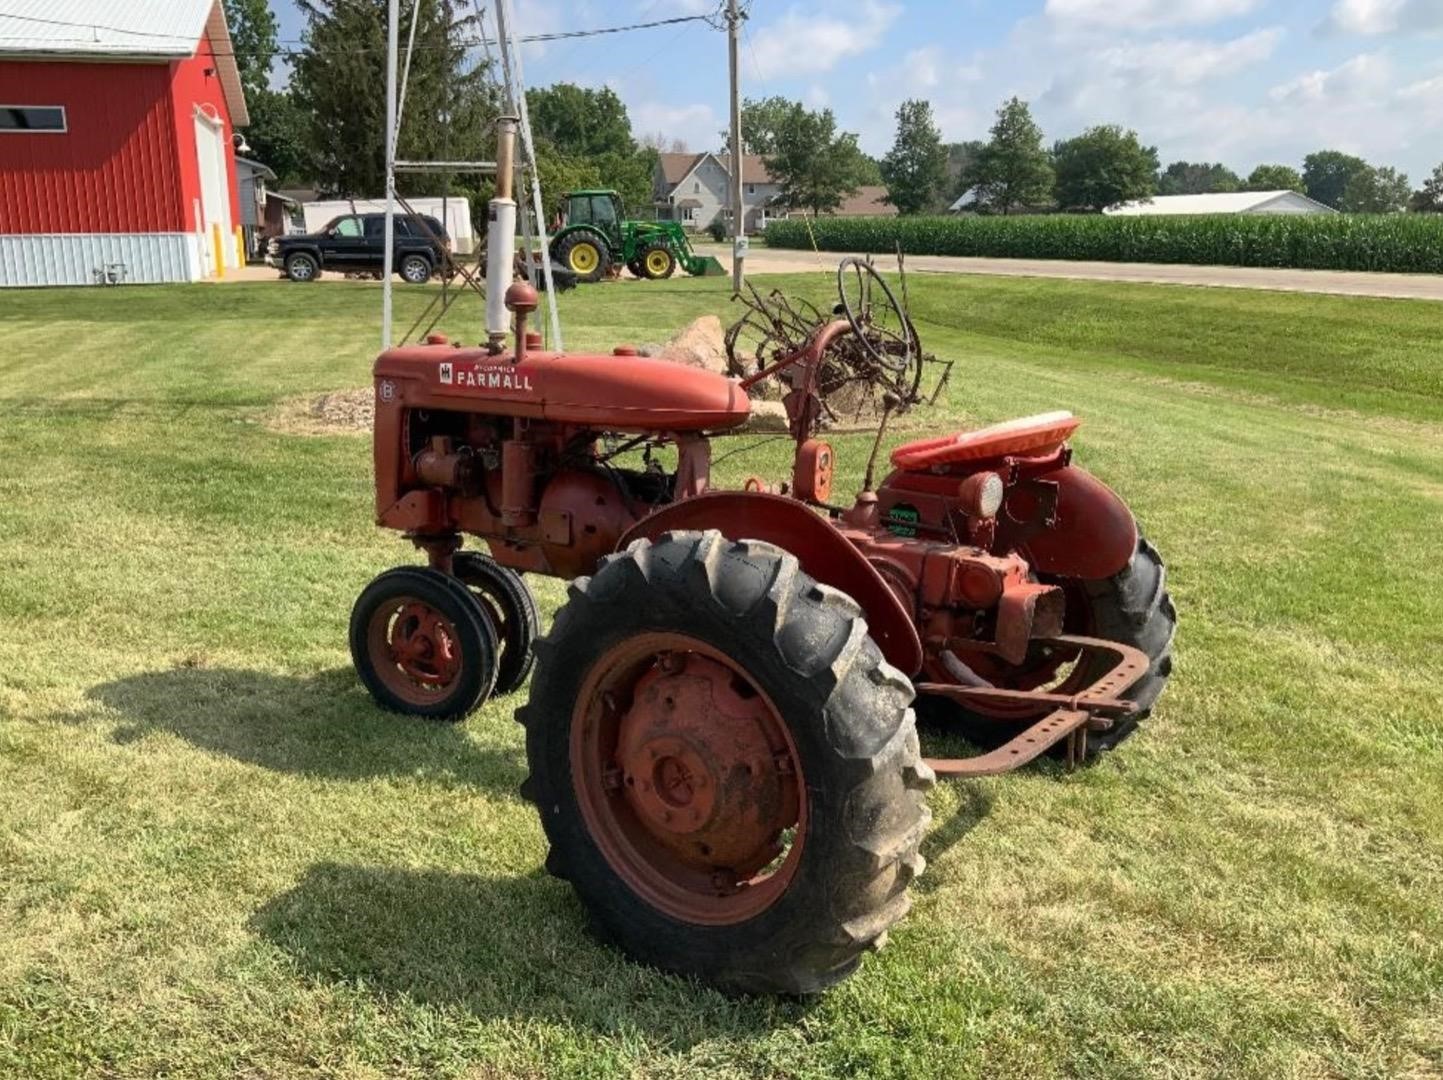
(350, 129), (1175, 995)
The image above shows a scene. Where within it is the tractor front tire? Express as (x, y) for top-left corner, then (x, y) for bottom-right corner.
(519, 531), (934, 995)
(453, 552), (539, 696)
(350, 566), (499, 720)
(639, 244), (677, 280)
(555, 232), (609, 283)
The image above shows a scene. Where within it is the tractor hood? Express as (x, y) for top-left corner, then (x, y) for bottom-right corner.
(374, 344), (752, 433)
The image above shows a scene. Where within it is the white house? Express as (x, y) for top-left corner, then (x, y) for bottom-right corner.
(653, 152), (785, 231)
(1105, 191), (1336, 216)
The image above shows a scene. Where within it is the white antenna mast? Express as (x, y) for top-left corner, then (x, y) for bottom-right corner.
(380, 0), (560, 351)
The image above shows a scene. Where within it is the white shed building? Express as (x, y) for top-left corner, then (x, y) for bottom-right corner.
(1106, 191), (1336, 216)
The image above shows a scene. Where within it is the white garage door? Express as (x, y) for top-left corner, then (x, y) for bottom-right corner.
(194, 108), (234, 273)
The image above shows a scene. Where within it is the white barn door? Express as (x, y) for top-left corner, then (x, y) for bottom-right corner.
(194, 109), (234, 274)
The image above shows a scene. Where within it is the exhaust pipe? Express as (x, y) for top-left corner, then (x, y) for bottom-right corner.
(486, 115), (519, 352)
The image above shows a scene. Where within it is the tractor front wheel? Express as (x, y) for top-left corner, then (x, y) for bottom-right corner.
(639, 244), (677, 280)
(453, 552), (539, 696)
(519, 531), (933, 995)
(555, 233), (609, 283)
(350, 566), (499, 720)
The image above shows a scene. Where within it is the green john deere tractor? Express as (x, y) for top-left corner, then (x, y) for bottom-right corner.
(549, 189), (726, 283)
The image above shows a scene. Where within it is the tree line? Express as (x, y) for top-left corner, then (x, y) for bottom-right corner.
(226, 0), (661, 217)
(873, 95), (1443, 216)
(225, 1), (1443, 221)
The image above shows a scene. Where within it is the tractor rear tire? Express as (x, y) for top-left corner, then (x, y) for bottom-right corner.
(920, 532), (1175, 757)
(1070, 534), (1176, 752)
(518, 531), (934, 995)
(639, 244), (677, 280)
(554, 232), (609, 283)
(453, 552), (539, 696)
(350, 566), (499, 721)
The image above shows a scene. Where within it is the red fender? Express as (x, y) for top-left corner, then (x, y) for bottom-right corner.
(617, 491), (925, 677)
(1020, 465), (1138, 580)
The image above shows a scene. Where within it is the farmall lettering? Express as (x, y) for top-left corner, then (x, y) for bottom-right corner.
(439, 361), (535, 393)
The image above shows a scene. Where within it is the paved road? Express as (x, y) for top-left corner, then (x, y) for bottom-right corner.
(710, 245), (1443, 302)
(223, 249), (1443, 302)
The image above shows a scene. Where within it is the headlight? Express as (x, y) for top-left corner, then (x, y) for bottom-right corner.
(958, 471), (1005, 519)
(267, 239), (279, 254)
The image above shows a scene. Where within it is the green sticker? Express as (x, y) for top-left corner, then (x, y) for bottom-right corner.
(888, 503), (920, 538)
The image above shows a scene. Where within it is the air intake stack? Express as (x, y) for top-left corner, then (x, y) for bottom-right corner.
(486, 115), (520, 353)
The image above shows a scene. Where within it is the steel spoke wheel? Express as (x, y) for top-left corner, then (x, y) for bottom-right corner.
(350, 566), (498, 720)
(518, 531), (934, 995)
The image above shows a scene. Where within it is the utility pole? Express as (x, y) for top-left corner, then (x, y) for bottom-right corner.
(726, 0), (745, 293)
(381, 0), (399, 347)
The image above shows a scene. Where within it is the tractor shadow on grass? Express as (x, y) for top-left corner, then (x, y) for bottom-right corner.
(252, 861), (806, 1040)
(81, 665), (525, 793)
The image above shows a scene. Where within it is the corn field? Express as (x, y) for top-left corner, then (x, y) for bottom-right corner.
(761, 213), (1443, 274)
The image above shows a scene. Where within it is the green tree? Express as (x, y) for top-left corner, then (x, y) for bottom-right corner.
(1302, 151), (1371, 209)
(944, 140), (985, 202)
(291, 0), (497, 199)
(244, 89), (307, 183)
(879, 99), (948, 215)
(223, 0), (305, 182)
(969, 97), (1053, 215)
(764, 102), (865, 216)
(1157, 161), (1240, 195)
(222, 0), (279, 100)
(1053, 125), (1159, 212)
(1409, 162), (1443, 212)
(526, 83), (635, 159)
(1245, 164), (1305, 193)
(735, 96), (795, 156)
(1340, 165), (1411, 212)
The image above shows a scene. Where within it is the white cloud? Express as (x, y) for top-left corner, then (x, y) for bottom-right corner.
(748, 1), (900, 80)
(1323, 0), (1443, 34)
(1270, 52), (1391, 104)
(1044, 0), (1260, 30)
(629, 101), (722, 153)
(1397, 71), (1443, 99)
(1091, 28), (1283, 86)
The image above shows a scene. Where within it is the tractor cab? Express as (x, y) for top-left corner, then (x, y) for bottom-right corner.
(560, 190), (624, 248)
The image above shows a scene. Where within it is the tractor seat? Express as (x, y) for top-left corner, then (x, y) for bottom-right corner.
(890, 411), (1080, 471)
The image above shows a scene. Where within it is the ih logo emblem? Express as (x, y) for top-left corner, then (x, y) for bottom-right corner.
(439, 362), (454, 385)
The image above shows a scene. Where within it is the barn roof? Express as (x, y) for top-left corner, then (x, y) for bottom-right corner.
(1105, 191), (1335, 215)
(0, 0), (248, 125)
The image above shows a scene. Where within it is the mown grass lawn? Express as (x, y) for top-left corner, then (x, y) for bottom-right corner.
(1, 273), (1441, 1079)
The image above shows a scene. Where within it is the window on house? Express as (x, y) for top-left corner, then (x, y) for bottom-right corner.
(683, 207), (695, 222)
(0, 105), (66, 132)
(747, 184), (755, 195)
(693, 181), (700, 193)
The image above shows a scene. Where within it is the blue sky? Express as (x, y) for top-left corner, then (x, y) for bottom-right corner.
(272, 1), (1443, 182)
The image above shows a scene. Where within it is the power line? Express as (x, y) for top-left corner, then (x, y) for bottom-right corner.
(0, 10), (721, 54)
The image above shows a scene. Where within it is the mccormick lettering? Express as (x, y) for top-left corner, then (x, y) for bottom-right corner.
(440, 362), (535, 392)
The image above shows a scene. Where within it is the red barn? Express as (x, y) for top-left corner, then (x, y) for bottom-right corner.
(0, 0), (249, 286)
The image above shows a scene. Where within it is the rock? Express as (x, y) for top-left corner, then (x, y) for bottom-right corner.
(637, 342), (663, 358)
(657, 315), (728, 375)
(740, 400), (790, 433)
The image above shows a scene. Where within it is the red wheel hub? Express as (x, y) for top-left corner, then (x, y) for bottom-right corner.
(571, 635), (805, 925)
(366, 598), (462, 704)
